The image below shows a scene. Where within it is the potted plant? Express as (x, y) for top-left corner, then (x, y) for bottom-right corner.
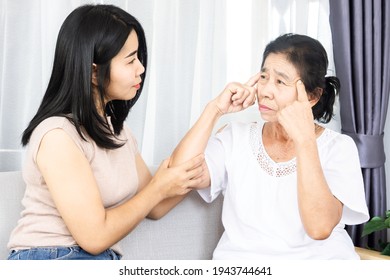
(361, 210), (390, 256)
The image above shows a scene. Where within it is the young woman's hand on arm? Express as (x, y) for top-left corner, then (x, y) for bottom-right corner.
(134, 153), (205, 219)
(37, 129), (204, 255)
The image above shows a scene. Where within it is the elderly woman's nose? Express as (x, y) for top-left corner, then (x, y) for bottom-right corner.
(258, 81), (274, 99)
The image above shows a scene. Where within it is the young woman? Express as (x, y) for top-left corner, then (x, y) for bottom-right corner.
(7, 4), (204, 260)
(170, 34), (370, 259)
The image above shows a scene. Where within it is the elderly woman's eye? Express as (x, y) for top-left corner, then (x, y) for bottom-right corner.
(259, 74), (268, 84)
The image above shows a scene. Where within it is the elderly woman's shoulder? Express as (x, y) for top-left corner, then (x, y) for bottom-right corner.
(215, 121), (261, 134)
(321, 127), (359, 151)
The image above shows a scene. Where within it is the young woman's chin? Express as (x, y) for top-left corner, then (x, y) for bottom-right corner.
(127, 89), (139, 100)
(113, 92), (138, 101)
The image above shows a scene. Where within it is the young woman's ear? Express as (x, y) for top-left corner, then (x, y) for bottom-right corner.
(92, 63), (98, 86)
(309, 87), (323, 107)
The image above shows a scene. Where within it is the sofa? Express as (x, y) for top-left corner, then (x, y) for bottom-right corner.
(2, 171), (389, 260)
(0, 170), (224, 260)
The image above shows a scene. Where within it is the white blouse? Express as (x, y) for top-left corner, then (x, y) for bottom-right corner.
(199, 121), (369, 259)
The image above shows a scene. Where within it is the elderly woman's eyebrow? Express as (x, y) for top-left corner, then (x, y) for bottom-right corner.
(261, 67), (291, 80)
(274, 69), (292, 81)
(260, 67), (297, 85)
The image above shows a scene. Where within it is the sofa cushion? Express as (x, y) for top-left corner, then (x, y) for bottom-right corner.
(0, 171), (223, 260)
(121, 191), (223, 259)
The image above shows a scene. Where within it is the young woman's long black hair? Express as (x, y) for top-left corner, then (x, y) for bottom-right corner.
(261, 33), (339, 124)
(21, 4), (147, 149)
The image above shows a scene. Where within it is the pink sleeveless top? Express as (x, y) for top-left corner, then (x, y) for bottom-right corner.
(8, 116), (140, 256)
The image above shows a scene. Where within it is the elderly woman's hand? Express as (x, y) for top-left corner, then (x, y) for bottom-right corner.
(212, 73), (260, 115)
(277, 80), (317, 144)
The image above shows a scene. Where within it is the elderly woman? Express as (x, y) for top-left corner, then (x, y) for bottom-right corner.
(170, 33), (369, 259)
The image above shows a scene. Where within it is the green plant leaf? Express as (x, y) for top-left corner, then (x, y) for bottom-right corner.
(379, 239), (388, 251)
(385, 217), (390, 228)
(362, 216), (387, 237)
(385, 210), (390, 218)
(380, 243), (390, 256)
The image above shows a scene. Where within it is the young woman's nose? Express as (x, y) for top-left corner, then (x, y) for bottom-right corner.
(136, 60), (145, 77)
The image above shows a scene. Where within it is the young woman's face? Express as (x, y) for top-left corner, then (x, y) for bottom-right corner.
(256, 53), (301, 122)
(105, 30), (145, 102)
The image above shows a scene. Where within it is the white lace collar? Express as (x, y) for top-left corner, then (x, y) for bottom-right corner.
(250, 122), (332, 177)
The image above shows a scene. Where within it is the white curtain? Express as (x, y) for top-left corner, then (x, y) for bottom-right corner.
(0, 0), (334, 171)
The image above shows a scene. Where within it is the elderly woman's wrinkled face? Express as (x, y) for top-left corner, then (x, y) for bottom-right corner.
(256, 53), (302, 122)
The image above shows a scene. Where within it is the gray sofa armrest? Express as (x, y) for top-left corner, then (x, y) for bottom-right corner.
(0, 171), (25, 260)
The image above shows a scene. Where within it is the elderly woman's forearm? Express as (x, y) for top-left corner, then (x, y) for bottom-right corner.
(296, 140), (343, 239)
(170, 102), (222, 167)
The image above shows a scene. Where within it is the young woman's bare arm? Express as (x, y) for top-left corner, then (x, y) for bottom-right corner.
(37, 129), (204, 255)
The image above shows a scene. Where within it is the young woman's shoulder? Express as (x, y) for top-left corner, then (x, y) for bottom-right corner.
(29, 116), (92, 160)
(36, 116), (73, 130)
(31, 116), (83, 142)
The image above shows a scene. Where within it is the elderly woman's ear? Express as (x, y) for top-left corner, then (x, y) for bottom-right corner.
(309, 87), (323, 106)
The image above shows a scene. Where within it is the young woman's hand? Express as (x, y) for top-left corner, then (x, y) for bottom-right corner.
(150, 154), (205, 198)
(212, 73), (260, 115)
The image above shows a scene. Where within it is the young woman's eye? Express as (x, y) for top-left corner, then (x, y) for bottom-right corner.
(128, 58), (136, 64)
